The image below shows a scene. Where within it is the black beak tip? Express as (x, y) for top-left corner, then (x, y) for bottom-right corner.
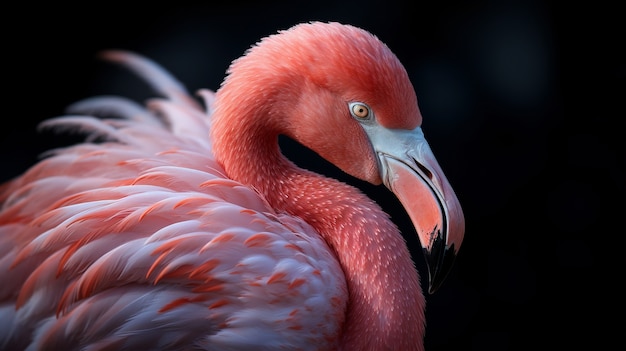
(425, 244), (457, 294)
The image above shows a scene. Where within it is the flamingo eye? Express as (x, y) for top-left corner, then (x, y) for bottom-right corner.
(349, 102), (371, 120)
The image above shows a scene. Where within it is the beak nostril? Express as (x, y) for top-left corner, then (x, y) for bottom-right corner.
(415, 162), (433, 180)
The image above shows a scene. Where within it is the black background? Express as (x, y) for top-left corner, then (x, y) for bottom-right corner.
(2, 1), (623, 350)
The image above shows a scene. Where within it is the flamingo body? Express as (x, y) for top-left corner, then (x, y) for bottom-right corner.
(0, 22), (465, 350)
(0, 104), (346, 349)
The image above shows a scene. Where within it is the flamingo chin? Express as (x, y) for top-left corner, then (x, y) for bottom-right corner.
(0, 21), (465, 351)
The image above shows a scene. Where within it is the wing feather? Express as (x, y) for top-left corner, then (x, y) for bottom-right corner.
(0, 51), (347, 351)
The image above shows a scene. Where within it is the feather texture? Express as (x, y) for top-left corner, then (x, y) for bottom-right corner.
(0, 55), (347, 351)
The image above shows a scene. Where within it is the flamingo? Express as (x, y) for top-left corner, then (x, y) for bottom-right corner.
(0, 21), (464, 350)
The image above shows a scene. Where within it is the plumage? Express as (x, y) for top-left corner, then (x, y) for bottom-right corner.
(0, 21), (465, 350)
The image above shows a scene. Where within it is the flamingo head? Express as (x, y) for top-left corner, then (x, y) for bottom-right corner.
(215, 21), (465, 293)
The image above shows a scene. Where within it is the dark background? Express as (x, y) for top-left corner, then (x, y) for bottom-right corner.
(2, 1), (623, 350)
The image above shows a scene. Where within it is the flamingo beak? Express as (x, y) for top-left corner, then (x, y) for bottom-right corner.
(369, 126), (465, 294)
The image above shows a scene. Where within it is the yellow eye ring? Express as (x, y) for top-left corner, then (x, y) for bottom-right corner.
(350, 102), (370, 119)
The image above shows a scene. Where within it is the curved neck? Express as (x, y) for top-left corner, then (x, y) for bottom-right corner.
(210, 87), (425, 350)
(272, 172), (426, 351)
